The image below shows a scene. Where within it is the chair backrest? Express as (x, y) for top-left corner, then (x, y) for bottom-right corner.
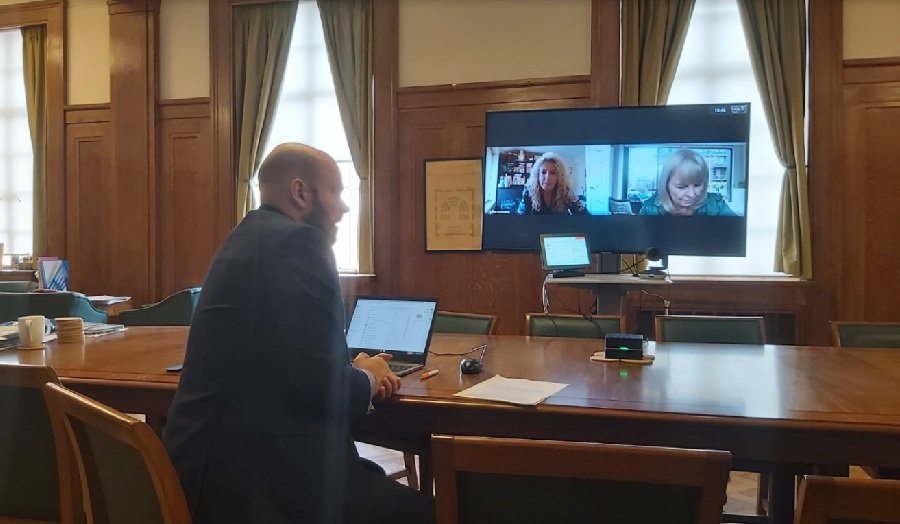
(830, 321), (900, 348)
(526, 313), (624, 339)
(433, 311), (497, 335)
(0, 292), (107, 324)
(432, 435), (730, 524)
(119, 288), (201, 327)
(655, 315), (766, 344)
(42, 383), (190, 524)
(0, 364), (81, 524)
(794, 475), (900, 524)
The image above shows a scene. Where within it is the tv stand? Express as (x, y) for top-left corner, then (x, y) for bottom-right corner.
(550, 270), (585, 278)
(545, 273), (672, 315)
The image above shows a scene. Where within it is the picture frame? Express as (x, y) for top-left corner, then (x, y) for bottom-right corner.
(423, 157), (483, 251)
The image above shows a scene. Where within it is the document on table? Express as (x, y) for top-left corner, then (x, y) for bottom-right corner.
(453, 375), (568, 406)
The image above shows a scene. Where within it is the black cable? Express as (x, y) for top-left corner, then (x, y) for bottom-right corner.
(429, 344), (486, 356)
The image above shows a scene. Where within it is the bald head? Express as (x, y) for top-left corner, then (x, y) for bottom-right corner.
(255, 143), (348, 239)
(258, 143), (333, 204)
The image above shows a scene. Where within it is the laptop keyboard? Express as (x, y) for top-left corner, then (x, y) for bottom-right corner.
(389, 362), (424, 377)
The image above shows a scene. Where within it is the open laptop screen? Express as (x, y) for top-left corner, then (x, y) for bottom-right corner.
(540, 233), (592, 271)
(346, 297), (437, 356)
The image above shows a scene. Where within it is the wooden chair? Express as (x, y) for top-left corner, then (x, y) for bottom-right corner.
(830, 321), (900, 480)
(795, 475), (900, 524)
(831, 321), (900, 348)
(655, 315), (766, 345)
(41, 383), (190, 524)
(359, 310), (497, 489)
(432, 435), (731, 524)
(526, 312), (624, 338)
(433, 311), (498, 335)
(0, 364), (81, 524)
(119, 288), (201, 327)
(654, 314), (769, 522)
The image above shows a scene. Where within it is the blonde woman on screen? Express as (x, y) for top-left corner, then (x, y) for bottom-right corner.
(639, 149), (735, 216)
(517, 152), (589, 215)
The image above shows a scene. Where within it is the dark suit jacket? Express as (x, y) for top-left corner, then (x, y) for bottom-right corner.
(163, 206), (372, 524)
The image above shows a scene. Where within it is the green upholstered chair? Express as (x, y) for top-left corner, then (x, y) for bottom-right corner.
(654, 315), (766, 345)
(0, 280), (38, 292)
(119, 288), (201, 327)
(433, 311), (497, 335)
(432, 435), (731, 524)
(0, 292), (107, 324)
(526, 313), (624, 339)
(0, 364), (82, 524)
(830, 321), (900, 348)
(42, 382), (191, 524)
(795, 476), (900, 524)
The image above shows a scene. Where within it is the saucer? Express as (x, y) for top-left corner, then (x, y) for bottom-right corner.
(18, 344), (45, 350)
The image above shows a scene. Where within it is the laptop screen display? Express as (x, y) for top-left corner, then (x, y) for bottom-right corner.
(346, 298), (437, 354)
(540, 234), (591, 271)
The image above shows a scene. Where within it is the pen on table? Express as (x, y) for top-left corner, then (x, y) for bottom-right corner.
(421, 369), (440, 380)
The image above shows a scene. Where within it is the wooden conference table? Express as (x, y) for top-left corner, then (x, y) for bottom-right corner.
(3, 327), (900, 524)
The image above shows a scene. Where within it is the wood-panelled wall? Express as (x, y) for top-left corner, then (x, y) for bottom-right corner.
(840, 58), (900, 321)
(64, 98), (213, 305)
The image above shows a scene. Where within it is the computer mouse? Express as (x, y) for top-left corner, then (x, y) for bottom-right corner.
(460, 358), (483, 374)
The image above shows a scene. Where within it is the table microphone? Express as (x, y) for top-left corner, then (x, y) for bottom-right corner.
(460, 344), (487, 374)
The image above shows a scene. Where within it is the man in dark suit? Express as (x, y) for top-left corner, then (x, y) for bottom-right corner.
(163, 143), (432, 524)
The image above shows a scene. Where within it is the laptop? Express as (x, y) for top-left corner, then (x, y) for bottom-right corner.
(346, 296), (439, 377)
(540, 233), (592, 277)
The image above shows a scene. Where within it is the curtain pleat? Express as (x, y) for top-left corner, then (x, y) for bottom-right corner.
(233, 2), (298, 222)
(317, 0), (374, 273)
(737, 0), (810, 278)
(22, 25), (46, 257)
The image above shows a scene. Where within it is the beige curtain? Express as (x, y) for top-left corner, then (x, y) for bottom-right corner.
(620, 0), (695, 271)
(22, 25), (46, 257)
(621, 0), (696, 107)
(233, 2), (298, 221)
(317, 0), (374, 274)
(737, 0), (810, 278)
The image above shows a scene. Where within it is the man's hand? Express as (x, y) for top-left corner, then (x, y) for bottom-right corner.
(353, 352), (402, 400)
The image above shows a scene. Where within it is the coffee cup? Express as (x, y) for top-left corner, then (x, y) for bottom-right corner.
(18, 315), (51, 349)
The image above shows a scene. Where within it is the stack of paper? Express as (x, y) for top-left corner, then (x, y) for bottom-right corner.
(453, 375), (568, 406)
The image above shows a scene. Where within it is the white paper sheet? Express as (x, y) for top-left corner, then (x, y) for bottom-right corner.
(453, 375), (568, 406)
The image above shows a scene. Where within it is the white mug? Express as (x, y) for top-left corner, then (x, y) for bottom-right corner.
(18, 315), (51, 349)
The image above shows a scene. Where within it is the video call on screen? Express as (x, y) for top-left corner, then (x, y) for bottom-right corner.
(480, 103), (751, 256)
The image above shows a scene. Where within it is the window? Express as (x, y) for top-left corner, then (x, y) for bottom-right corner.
(665, 0), (788, 276)
(256, 1), (360, 272)
(0, 28), (33, 260)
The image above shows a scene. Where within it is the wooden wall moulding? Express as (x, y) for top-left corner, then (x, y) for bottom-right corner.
(840, 77), (900, 321)
(107, 0), (160, 15)
(591, 0), (620, 106)
(65, 104), (112, 125)
(66, 123), (113, 297)
(397, 76), (591, 111)
(157, 98), (214, 299)
(107, 0), (159, 305)
(843, 58), (900, 85)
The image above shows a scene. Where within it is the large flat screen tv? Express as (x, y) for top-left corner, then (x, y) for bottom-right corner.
(482, 103), (751, 256)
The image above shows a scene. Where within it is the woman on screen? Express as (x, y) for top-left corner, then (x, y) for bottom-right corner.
(517, 152), (589, 215)
(639, 149), (735, 216)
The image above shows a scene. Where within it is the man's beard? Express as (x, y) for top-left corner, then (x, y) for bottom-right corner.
(306, 188), (333, 244)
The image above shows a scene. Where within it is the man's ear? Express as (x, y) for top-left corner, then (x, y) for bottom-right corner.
(291, 178), (310, 210)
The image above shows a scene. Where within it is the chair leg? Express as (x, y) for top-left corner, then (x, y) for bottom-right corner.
(756, 472), (769, 515)
(403, 452), (419, 490)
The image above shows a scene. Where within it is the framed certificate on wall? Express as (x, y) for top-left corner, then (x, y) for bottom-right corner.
(424, 158), (483, 251)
